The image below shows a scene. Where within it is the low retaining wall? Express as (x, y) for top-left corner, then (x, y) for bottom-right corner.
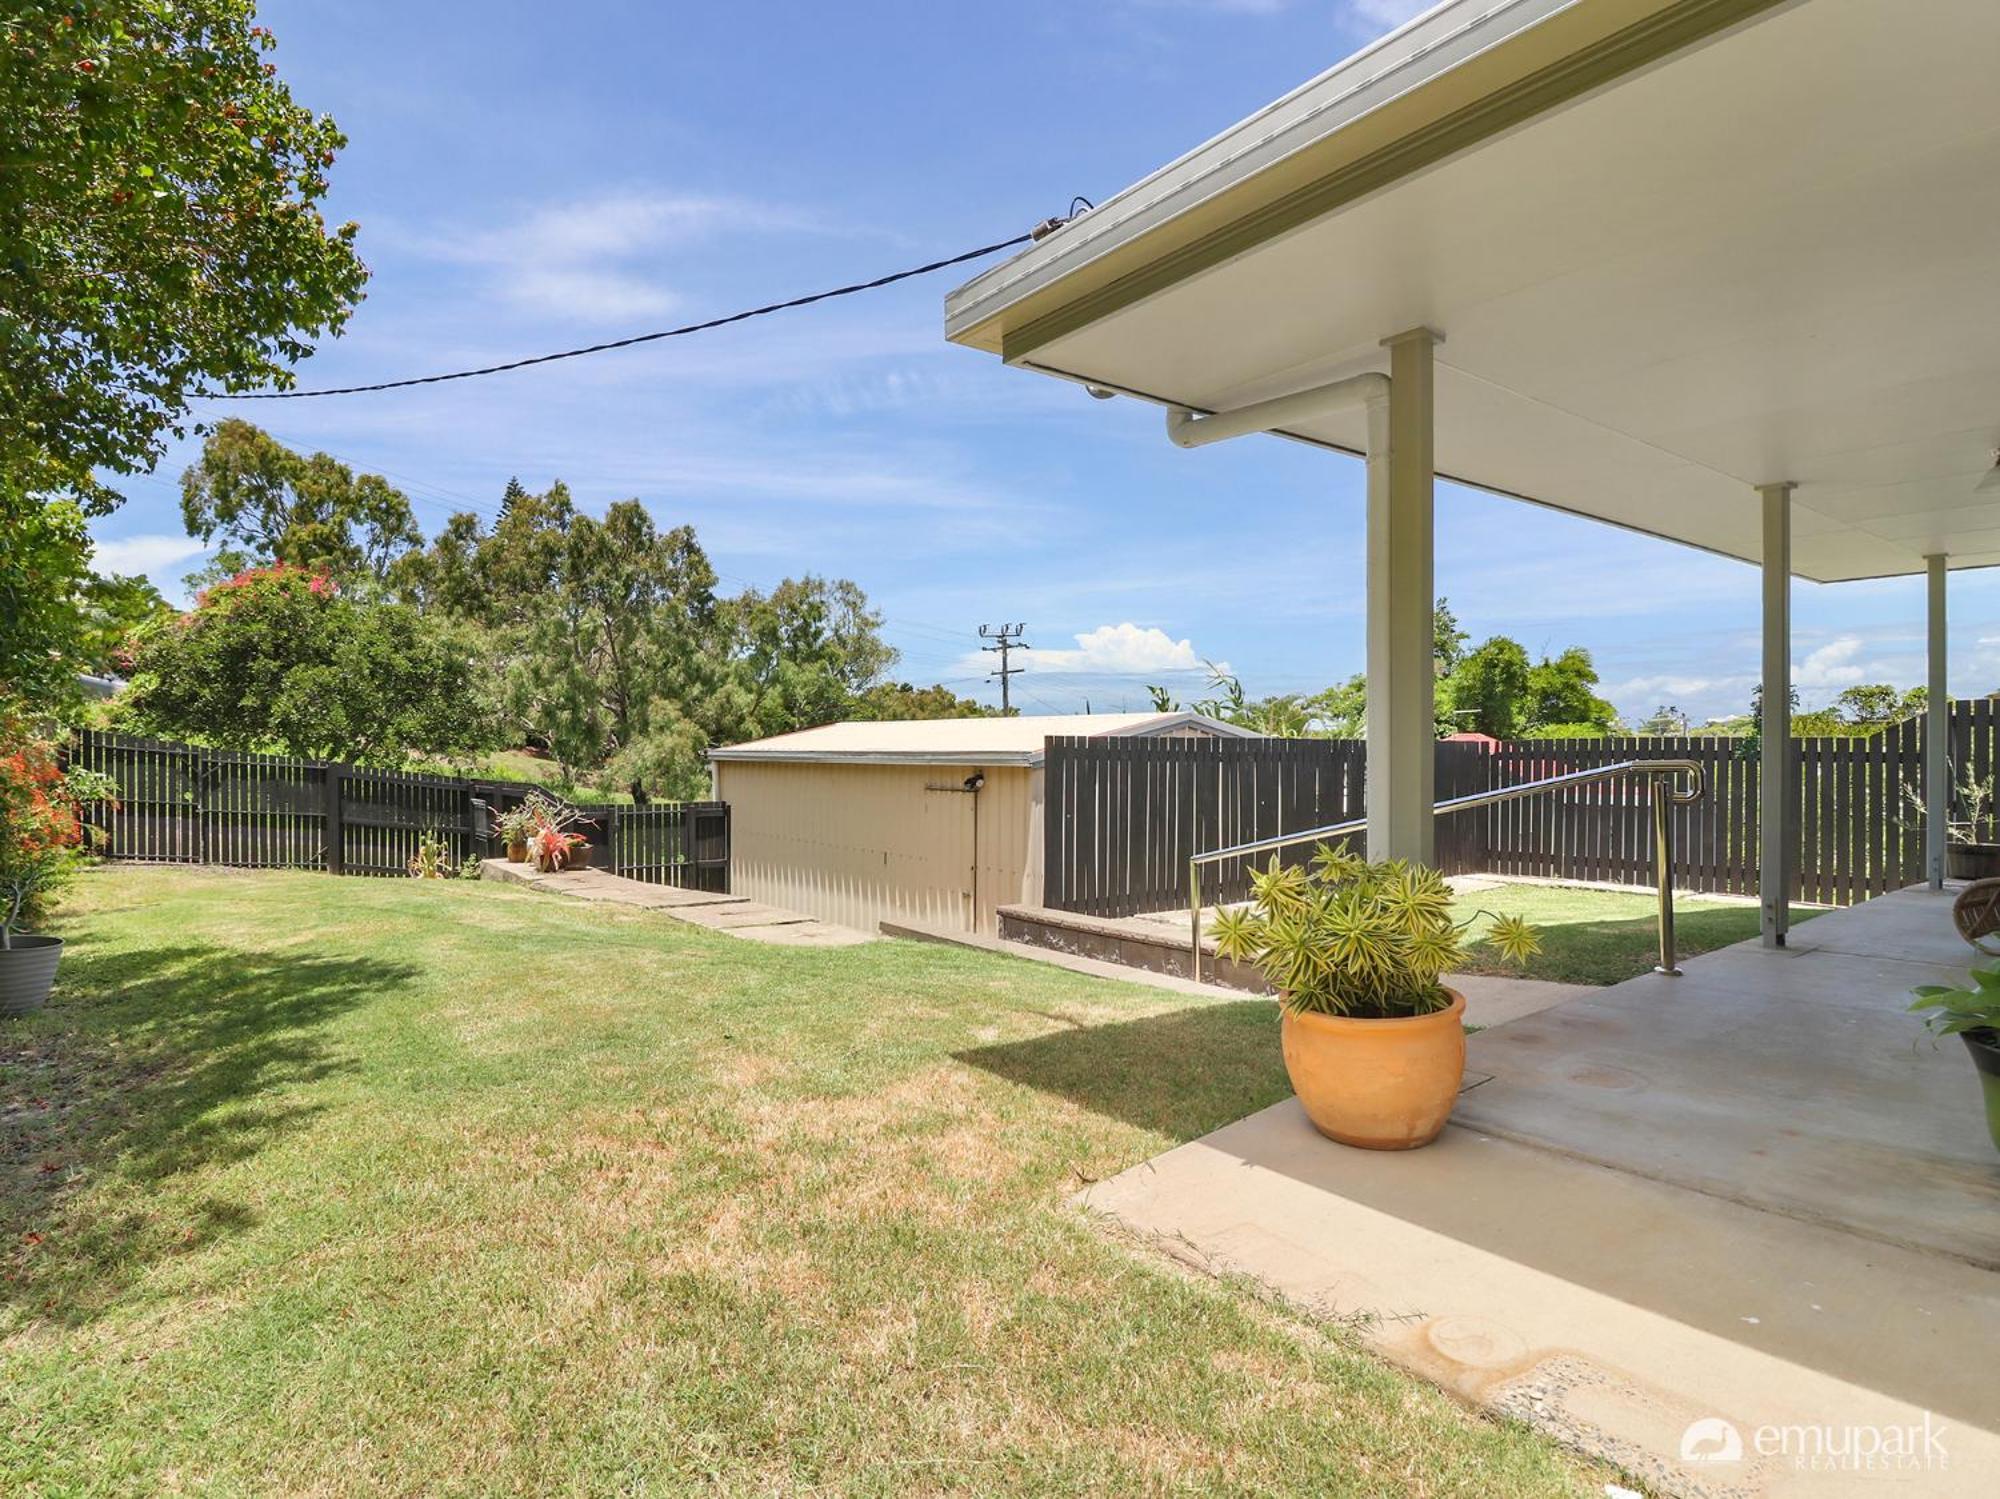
(996, 904), (1271, 994)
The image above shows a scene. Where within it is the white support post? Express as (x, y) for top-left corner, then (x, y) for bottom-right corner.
(1926, 553), (1949, 889)
(1759, 483), (1793, 947)
(1366, 328), (1440, 865)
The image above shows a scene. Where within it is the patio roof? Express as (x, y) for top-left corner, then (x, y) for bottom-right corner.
(945, 0), (2000, 583)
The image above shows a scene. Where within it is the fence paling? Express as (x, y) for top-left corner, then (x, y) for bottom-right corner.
(71, 730), (729, 891)
(1043, 709), (1990, 917)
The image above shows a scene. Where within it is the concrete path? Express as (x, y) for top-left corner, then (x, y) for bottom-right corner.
(1087, 1103), (1999, 1497)
(481, 859), (872, 946)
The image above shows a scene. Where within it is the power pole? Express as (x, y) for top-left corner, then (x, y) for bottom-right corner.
(979, 622), (1030, 714)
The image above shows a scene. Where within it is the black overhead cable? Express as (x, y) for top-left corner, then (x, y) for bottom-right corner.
(200, 231), (1042, 401)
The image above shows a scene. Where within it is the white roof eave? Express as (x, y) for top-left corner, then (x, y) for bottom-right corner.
(945, 0), (1573, 344)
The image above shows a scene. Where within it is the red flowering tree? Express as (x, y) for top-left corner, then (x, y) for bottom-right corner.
(122, 565), (497, 764)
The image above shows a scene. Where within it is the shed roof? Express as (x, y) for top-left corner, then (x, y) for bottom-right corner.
(708, 712), (1254, 768)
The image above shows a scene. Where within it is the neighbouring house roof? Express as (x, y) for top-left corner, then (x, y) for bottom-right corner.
(708, 712), (1256, 768)
(945, 0), (2000, 583)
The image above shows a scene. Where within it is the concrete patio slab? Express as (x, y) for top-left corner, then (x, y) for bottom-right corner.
(738, 921), (876, 948)
(669, 901), (812, 931)
(1453, 973), (1589, 1029)
(1457, 886), (2000, 1267)
(479, 859), (873, 945)
(1085, 1101), (2000, 1497)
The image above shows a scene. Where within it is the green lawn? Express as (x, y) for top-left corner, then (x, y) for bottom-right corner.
(1455, 880), (1821, 985)
(2, 866), (1611, 1495)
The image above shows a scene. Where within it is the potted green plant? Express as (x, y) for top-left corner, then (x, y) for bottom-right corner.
(1910, 965), (2000, 1154)
(494, 806), (534, 863)
(1210, 848), (1539, 1150)
(1901, 770), (2000, 880)
(1, 720), (110, 1016)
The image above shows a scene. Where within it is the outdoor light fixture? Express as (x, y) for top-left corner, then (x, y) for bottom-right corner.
(1979, 449), (2000, 493)
(1085, 384), (1117, 400)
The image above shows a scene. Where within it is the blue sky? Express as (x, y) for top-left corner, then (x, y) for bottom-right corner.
(89, 0), (2000, 725)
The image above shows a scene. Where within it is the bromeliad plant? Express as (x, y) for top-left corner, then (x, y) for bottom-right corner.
(1208, 846), (1541, 1018)
(521, 791), (585, 872)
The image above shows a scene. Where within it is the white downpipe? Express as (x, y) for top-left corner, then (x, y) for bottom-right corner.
(1164, 371), (1390, 449)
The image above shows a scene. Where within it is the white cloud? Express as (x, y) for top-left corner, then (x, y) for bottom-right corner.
(90, 533), (206, 579)
(1011, 622), (1220, 677)
(1794, 636), (1869, 691)
(387, 190), (830, 323)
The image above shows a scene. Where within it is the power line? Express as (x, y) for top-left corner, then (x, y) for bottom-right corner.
(979, 622), (1030, 714)
(198, 233), (1034, 401)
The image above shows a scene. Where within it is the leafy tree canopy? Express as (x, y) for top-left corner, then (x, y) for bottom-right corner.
(852, 682), (994, 721)
(1, 2), (366, 700)
(1524, 647), (1617, 734)
(1452, 636), (1533, 739)
(179, 419), (421, 588)
(123, 566), (492, 764)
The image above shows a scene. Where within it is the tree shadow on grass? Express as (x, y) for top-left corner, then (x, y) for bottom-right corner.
(956, 1000), (1291, 1144)
(2, 941), (417, 1326)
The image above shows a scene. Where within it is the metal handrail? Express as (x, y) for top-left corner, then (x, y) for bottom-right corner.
(1187, 758), (1705, 982)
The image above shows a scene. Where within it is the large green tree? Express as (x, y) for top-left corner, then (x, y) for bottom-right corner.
(179, 419), (420, 587)
(123, 566), (494, 763)
(1452, 636), (1534, 738)
(2, 2), (366, 700)
(728, 576), (898, 741)
(498, 500), (728, 791)
(1524, 646), (1617, 733)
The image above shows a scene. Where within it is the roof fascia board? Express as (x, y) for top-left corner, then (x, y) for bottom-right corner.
(709, 750), (1041, 768)
(965, 0), (1791, 364)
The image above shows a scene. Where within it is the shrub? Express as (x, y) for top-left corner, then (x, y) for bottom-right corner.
(0, 708), (112, 942)
(1208, 849), (1540, 1019)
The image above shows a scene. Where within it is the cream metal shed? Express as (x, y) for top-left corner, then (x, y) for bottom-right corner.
(709, 713), (1251, 936)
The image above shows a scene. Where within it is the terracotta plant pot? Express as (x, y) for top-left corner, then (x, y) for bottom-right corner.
(0, 934), (64, 1017)
(1279, 988), (1467, 1150)
(505, 841), (527, 863)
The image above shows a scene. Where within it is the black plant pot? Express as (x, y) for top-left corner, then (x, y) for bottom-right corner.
(1965, 1028), (2000, 1155)
(0, 934), (63, 1017)
(1947, 844), (2000, 881)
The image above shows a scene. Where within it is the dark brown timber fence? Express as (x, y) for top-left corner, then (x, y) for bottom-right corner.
(1043, 703), (2000, 916)
(68, 730), (729, 892)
